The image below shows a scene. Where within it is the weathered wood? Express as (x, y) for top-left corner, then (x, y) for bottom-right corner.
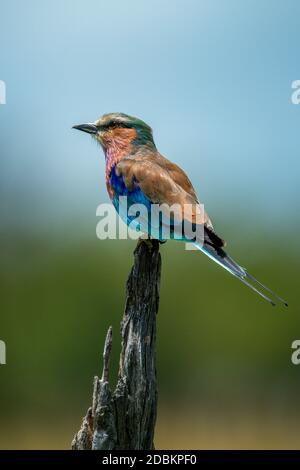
(72, 239), (161, 450)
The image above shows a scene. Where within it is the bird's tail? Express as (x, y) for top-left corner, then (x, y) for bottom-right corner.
(194, 242), (288, 307)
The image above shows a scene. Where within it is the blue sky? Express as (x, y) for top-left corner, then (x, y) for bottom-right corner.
(0, 0), (299, 235)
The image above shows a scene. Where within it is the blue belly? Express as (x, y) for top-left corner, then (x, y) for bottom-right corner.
(110, 165), (152, 231)
(109, 165), (189, 241)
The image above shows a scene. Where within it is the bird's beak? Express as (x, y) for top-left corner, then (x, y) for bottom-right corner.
(72, 123), (98, 134)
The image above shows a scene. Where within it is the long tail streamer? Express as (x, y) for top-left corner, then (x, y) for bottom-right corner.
(194, 242), (288, 307)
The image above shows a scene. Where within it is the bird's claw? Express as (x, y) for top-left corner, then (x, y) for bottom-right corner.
(137, 237), (165, 252)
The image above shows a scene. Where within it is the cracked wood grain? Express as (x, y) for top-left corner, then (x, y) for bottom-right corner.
(72, 239), (161, 450)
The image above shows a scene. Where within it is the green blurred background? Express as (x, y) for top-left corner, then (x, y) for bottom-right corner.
(1, 0), (300, 449)
(0, 233), (299, 449)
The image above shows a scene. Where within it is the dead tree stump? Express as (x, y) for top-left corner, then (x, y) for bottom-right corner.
(72, 239), (161, 450)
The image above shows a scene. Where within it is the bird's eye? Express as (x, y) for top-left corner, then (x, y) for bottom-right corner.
(100, 123), (112, 131)
(111, 121), (128, 129)
(100, 121), (128, 131)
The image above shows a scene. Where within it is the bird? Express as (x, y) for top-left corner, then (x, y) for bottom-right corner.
(73, 112), (287, 307)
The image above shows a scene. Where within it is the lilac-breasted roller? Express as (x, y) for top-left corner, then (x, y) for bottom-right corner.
(73, 112), (287, 307)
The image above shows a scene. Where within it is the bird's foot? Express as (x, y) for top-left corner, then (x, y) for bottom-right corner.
(137, 236), (165, 252)
(137, 236), (153, 252)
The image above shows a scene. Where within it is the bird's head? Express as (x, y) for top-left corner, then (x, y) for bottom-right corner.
(73, 113), (156, 152)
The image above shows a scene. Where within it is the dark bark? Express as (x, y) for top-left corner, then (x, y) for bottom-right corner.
(72, 239), (161, 450)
